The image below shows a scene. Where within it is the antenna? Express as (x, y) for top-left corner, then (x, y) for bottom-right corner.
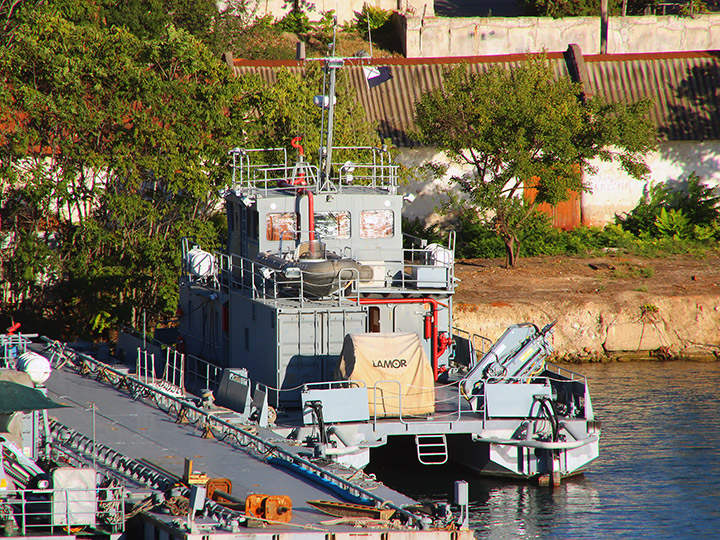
(317, 17), (342, 192)
(367, 9), (373, 58)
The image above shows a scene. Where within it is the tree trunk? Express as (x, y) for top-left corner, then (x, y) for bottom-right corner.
(503, 235), (520, 268)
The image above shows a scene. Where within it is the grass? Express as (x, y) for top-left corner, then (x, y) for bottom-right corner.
(610, 263), (656, 279)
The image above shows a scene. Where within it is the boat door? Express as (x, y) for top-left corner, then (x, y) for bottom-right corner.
(392, 303), (432, 366)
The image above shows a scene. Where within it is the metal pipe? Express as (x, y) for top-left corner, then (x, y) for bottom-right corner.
(298, 188), (316, 245)
(477, 434), (599, 450)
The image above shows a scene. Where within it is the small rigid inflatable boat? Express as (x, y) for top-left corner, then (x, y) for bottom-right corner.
(256, 241), (373, 298)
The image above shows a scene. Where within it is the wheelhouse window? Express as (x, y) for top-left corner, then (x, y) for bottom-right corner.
(359, 210), (394, 239)
(315, 211), (350, 239)
(266, 212), (297, 241)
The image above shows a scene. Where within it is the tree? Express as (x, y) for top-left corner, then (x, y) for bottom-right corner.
(414, 55), (656, 267)
(100, 0), (219, 42)
(0, 1), (257, 334)
(1, 0), (380, 337)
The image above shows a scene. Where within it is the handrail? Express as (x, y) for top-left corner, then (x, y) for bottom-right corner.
(230, 145), (398, 194)
(545, 362), (586, 383)
(184, 239), (456, 300)
(370, 380), (464, 429)
(38, 338), (426, 528)
(452, 327), (493, 365)
(2, 485), (125, 535)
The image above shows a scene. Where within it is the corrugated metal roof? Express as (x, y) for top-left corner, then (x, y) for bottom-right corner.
(234, 51), (720, 146)
(584, 51), (720, 141)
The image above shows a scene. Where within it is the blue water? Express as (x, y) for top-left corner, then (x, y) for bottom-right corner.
(371, 361), (720, 539)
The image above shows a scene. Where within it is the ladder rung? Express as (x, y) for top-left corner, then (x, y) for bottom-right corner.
(415, 434), (448, 465)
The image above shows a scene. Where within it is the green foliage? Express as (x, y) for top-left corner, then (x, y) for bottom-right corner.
(616, 173), (720, 241)
(0, 2), (244, 333)
(217, 16), (297, 60)
(355, 4), (393, 38)
(0, 0), (380, 338)
(521, 0), (661, 17)
(640, 302), (660, 323)
(414, 54), (656, 267)
(447, 203), (719, 262)
(248, 64), (379, 167)
(100, 0), (219, 41)
(450, 209), (504, 259)
(3, 232), (61, 299)
(522, 0), (601, 17)
(679, 0), (710, 16)
(402, 218), (446, 249)
(610, 263), (655, 279)
(276, 8), (312, 35)
(654, 208), (690, 238)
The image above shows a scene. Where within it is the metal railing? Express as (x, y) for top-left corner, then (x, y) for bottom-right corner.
(183, 352), (224, 394)
(186, 244), (455, 307)
(452, 327), (493, 366)
(134, 348), (185, 396)
(0, 333), (31, 367)
(39, 339), (426, 528)
(230, 146), (398, 195)
(0, 486), (125, 536)
(370, 380), (467, 429)
(545, 362), (587, 383)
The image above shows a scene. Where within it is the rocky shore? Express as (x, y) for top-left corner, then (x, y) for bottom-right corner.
(452, 254), (720, 362)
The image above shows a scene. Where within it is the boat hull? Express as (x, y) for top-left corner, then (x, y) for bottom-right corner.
(448, 432), (600, 479)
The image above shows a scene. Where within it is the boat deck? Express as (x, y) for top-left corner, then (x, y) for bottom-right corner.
(274, 377), (484, 438)
(43, 364), (422, 532)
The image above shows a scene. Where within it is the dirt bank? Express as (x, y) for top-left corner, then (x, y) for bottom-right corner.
(452, 254), (720, 361)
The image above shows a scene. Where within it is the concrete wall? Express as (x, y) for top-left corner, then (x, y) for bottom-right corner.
(401, 14), (720, 57)
(583, 141), (720, 226)
(228, 0), (433, 24)
(397, 140), (720, 228)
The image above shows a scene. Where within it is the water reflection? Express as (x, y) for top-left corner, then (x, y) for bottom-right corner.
(370, 361), (720, 539)
(467, 479), (601, 539)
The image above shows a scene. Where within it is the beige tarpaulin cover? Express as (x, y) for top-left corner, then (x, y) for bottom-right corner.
(336, 333), (435, 417)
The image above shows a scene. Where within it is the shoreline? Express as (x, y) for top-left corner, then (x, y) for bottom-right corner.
(452, 254), (720, 364)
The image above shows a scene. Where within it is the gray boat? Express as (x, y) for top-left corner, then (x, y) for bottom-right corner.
(0, 51), (599, 540)
(176, 54), (601, 482)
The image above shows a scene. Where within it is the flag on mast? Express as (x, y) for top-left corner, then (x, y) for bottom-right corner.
(363, 66), (393, 88)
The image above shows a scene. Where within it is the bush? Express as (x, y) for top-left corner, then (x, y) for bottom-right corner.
(520, 0), (682, 17)
(402, 217), (445, 249)
(276, 9), (312, 35)
(616, 173), (720, 241)
(418, 173), (720, 261)
(454, 211), (505, 259)
(355, 4), (392, 38)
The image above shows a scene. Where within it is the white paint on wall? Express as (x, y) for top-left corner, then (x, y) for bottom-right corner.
(582, 141), (720, 226)
(396, 141), (720, 228)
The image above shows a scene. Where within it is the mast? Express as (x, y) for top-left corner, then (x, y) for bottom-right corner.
(317, 22), (342, 193)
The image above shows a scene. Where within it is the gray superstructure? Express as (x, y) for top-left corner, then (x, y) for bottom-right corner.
(176, 56), (600, 481)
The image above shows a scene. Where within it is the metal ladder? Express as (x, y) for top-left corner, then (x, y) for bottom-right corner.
(415, 434), (448, 465)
